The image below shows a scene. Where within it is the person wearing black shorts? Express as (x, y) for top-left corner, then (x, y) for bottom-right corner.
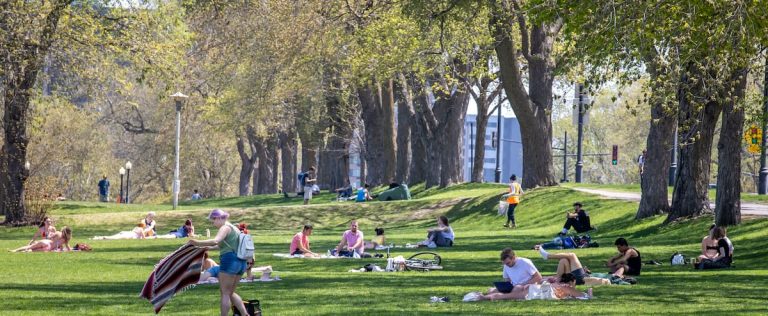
(607, 237), (642, 278)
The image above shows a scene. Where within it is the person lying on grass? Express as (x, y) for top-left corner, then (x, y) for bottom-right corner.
(473, 273), (593, 301)
(334, 220), (368, 257)
(416, 216), (454, 248)
(12, 227), (72, 252)
(477, 248), (542, 300)
(290, 224), (318, 257)
(606, 237), (642, 278)
(155, 219), (196, 239)
(29, 216), (57, 245)
(92, 222), (148, 240)
(534, 245), (610, 286)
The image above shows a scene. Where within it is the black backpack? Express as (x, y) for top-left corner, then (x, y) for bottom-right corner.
(232, 299), (261, 316)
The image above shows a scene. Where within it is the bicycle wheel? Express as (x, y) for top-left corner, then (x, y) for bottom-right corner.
(405, 252), (442, 271)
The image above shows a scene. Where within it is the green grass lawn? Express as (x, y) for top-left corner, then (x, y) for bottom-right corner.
(1, 183), (767, 315)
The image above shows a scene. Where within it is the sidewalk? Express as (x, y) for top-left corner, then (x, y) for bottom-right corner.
(572, 188), (768, 217)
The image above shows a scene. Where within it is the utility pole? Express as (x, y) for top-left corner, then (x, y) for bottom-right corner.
(470, 121), (474, 181)
(759, 55), (768, 194)
(575, 83), (585, 183)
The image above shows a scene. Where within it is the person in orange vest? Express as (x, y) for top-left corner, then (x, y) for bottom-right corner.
(504, 174), (523, 228)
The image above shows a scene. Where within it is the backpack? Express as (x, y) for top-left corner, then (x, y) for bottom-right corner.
(670, 252), (686, 265)
(226, 224), (255, 260)
(232, 299), (261, 316)
(298, 172), (307, 187)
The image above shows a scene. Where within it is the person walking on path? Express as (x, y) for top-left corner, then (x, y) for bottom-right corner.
(303, 166), (317, 205)
(98, 175), (110, 202)
(504, 175), (523, 228)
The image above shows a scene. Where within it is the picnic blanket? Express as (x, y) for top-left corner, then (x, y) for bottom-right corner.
(272, 253), (344, 259)
(140, 244), (207, 313)
(197, 276), (282, 285)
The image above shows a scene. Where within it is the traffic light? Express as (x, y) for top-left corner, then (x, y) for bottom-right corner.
(612, 145), (618, 165)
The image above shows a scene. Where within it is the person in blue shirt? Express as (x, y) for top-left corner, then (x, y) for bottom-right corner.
(356, 184), (372, 202)
(98, 175), (110, 202)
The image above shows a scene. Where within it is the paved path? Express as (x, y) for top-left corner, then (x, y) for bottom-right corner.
(572, 188), (768, 217)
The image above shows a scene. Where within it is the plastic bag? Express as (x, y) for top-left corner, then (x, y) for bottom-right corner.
(498, 201), (509, 216)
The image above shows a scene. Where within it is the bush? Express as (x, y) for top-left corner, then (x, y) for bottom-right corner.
(23, 176), (59, 226)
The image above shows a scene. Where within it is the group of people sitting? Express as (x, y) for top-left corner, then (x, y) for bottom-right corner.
(11, 217), (72, 252)
(470, 237), (642, 301)
(287, 216), (455, 258)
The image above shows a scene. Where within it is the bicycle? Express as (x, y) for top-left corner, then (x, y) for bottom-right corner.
(404, 251), (443, 271)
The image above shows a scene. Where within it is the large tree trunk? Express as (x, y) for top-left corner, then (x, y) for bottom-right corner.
(236, 128), (257, 196)
(279, 129), (298, 193)
(318, 86), (352, 191)
(0, 1), (69, 225)
(394, 75), (414, 184)
(715, 70), (747, 226)
(359, 80), (397, 186)
(470, 77), (501, 183)
(408, 77), (429, 184)
(668, 68), (722, 223)
(490, 3), (560, 189)
(637, 61), (676, 219)
(254, 135), (278, 194)
(433, 86), (470, 188)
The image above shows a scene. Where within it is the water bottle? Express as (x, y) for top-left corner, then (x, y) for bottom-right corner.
(206, 229), (211, 238)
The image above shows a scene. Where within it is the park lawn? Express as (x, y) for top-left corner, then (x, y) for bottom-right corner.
(1, 184), (766, 315)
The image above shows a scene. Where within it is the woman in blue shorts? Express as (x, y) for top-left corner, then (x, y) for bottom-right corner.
(188, 209), (249, 316)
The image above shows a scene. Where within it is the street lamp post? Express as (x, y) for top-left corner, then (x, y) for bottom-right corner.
(759, 56), (768, 194)
(125, 161), (132, 204)
(494, 85), (503, 183)
(171, 92), (189, 210)
(119, 167), (125, 203)
(575, 84), (586, 183)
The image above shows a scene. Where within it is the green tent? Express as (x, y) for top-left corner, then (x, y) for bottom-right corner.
(378, 183), (411, 201)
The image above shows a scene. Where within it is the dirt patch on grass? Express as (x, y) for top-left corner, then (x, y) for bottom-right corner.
(405, 198), (468, 221)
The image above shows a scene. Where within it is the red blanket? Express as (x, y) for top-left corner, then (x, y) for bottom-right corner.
(140, 244), (207, 313)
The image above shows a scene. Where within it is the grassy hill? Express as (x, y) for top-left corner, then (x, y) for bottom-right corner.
(1, 183), (766, 315)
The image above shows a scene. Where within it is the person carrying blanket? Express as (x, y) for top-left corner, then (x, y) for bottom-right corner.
(140, 244), (207, 313)
(187, 209), (250, 316)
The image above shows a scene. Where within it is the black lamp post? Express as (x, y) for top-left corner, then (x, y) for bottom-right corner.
(119, 167), (125, 203)
(125, 161), (132, 204)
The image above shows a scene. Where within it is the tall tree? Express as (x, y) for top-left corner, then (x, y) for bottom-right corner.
(1, 1), (83, 224)
(359, 80), (397, 186)
(488, 0), (560, 188)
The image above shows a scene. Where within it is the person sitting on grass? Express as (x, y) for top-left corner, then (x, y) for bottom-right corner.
(560, 202), (594, 235)
(475, 248), (542, 301)
(606, 237), (642, 278)
(334, 220), (367, 257)
(698, 224), (720, 262)
(155, 219), (196, 239)
(290, 224), (318, 257)
(12, 227), (72, 252)
(143, 212), (158, 237)
(93, 222), (149, 240)
(416, 216), (454, 248)
(695, 226), (733, 269)
(29, 216), (57, 245)
(535, 245), (610, 286)
(356, 184), (373, 202)
(365, 227), (387, 249)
